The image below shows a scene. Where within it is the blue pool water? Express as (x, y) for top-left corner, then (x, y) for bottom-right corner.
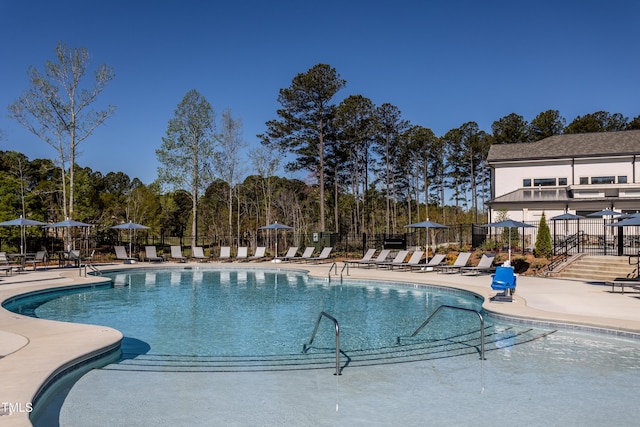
(6, 267), (640, 426)
(12, 268), (486, 357)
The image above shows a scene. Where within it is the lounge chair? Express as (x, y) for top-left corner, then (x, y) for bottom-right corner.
(412, 253), (446, 272)
(191, 246), (210, 262)
(235, 247), (248, 261)
(217, 246), (232, 262)
(606, 277), (640, 294)
(143, 246), (164, 263)
(306, 247), (333, 264)
(382, 250), (424, 270)
(115, 245), (137, 263)
(490, 266), (517, 301)
(344, 249), (377, 267)
(377, 250), (409, 268)
(291, 247), (315, 262)
(435, 252), (471, 274)
(274, 247), (298, 262)
(460, 254), (496, 275)
(247, 246), (267, 261)
(390, 251), (424, 270)
(170, 246), (187, 263)
(0, 252), (17, 275)
(81, 249), (95, 265)
(28, 250), (48, 271)
(354, 249), (391, 268)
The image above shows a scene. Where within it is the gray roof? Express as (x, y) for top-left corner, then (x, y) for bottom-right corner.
(487, 130), (640, 163)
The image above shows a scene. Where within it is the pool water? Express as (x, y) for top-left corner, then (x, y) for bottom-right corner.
(26, 268), (485, 357)
(7, 267), (640, 426)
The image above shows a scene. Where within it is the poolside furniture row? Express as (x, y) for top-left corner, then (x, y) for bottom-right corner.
(343, 250), (496, 274)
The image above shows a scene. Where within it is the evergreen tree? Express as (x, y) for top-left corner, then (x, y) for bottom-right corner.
(535, 212), (553, 258)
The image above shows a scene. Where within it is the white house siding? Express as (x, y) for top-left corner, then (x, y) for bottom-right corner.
(573, 156), (636, 185)
(493, 159), (570, 196)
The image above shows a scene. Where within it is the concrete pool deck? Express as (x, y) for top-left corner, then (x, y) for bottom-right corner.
(1, 261), (639, 426)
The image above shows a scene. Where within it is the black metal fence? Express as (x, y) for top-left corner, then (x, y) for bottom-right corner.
(4, 218), (638, 259)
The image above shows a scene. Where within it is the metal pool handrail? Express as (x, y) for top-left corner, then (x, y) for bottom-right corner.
(303, 311), (341, 375)
(397, 305), (486, 360)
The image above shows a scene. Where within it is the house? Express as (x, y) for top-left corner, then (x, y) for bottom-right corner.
(486, 130), (640, 222)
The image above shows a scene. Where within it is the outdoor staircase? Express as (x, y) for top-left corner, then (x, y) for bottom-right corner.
(555, 255), (638, 282)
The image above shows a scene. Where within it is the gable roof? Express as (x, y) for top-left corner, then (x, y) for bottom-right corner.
(487, 130), (640, 163)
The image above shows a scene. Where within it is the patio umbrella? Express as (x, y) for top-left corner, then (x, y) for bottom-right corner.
(0, 216), (46, 255)
(404, 220), (448, 257)
(587, 209), (621, 255)
(46, 218), (93, 251)
(111, 221), (149, 258)
(550, 213), (584, 247)
(607, 216), (640, 227)
(259, 222), (293, 256)
(483, 220), (536, 263)
(587, 209), (621, 218)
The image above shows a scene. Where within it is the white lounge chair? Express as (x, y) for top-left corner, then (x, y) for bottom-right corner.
(377, 250), (409, 268)
(307, 247), (333, 264)
(381, 250), (424, 270)
(143, 246), (164, 263)
(235, 247), (248, 261)
(291, 247), (315, 262)
(217, 246), (231, 262)
(412, 253), (446, 272)
(344, 249), (377, 267)
(274, 247), (298, 262)
(114, 245), (136, 263)
(435, 252), (472, 274)
(247, 247), (267, 261)
(355, 249), (391, 268)
(191, 246), (210, 262)
(461, 253), (496, 275)
(170, 246), (187, 262)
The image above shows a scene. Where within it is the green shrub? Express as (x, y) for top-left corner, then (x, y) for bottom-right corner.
(535, 212), (553, 258)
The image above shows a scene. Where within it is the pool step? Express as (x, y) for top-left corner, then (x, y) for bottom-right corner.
(102, 327), (555, 373)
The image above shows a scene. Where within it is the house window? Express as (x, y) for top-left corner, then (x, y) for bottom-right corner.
(591, 176), (615, 184)
(533, 178), (557, 186)
(618, 176), (627, 184)
(558, 178), (567, 185)
(523, 179), (531, 187)
(579, 177), (589, 185)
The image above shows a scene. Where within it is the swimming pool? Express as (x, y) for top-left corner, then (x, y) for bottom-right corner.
(10, 268), (499, 360)
(6, 267), (640, 426)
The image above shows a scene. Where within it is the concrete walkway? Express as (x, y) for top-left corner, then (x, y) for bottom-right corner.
(1, 261), (639, 426)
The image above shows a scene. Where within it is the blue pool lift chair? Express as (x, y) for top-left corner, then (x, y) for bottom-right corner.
(490, 266), (517, 302)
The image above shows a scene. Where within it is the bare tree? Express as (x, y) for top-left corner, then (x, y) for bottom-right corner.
(157, 89), (216, 248)
(214, 108), (247, 244)
(8, 41), (116, 220)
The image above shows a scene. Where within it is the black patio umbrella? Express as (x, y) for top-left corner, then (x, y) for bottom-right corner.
(483, 220), (536, 263)
(405, 220), (448, 257)
(259, 222), (293, 256)
(111, 221), (150, 258)
(0, 216), (46, 255)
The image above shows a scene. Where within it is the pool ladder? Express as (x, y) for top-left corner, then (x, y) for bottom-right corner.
(303, 311), (342, 375)
(79, 263), (102, 277)
(327, 262), (349, 282)
(397, 305), (486, 360)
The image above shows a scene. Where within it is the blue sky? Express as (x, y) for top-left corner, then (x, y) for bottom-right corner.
(1, 0), (639, 185)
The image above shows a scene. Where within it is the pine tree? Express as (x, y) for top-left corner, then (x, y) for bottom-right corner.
(535, 212), (553, 258)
